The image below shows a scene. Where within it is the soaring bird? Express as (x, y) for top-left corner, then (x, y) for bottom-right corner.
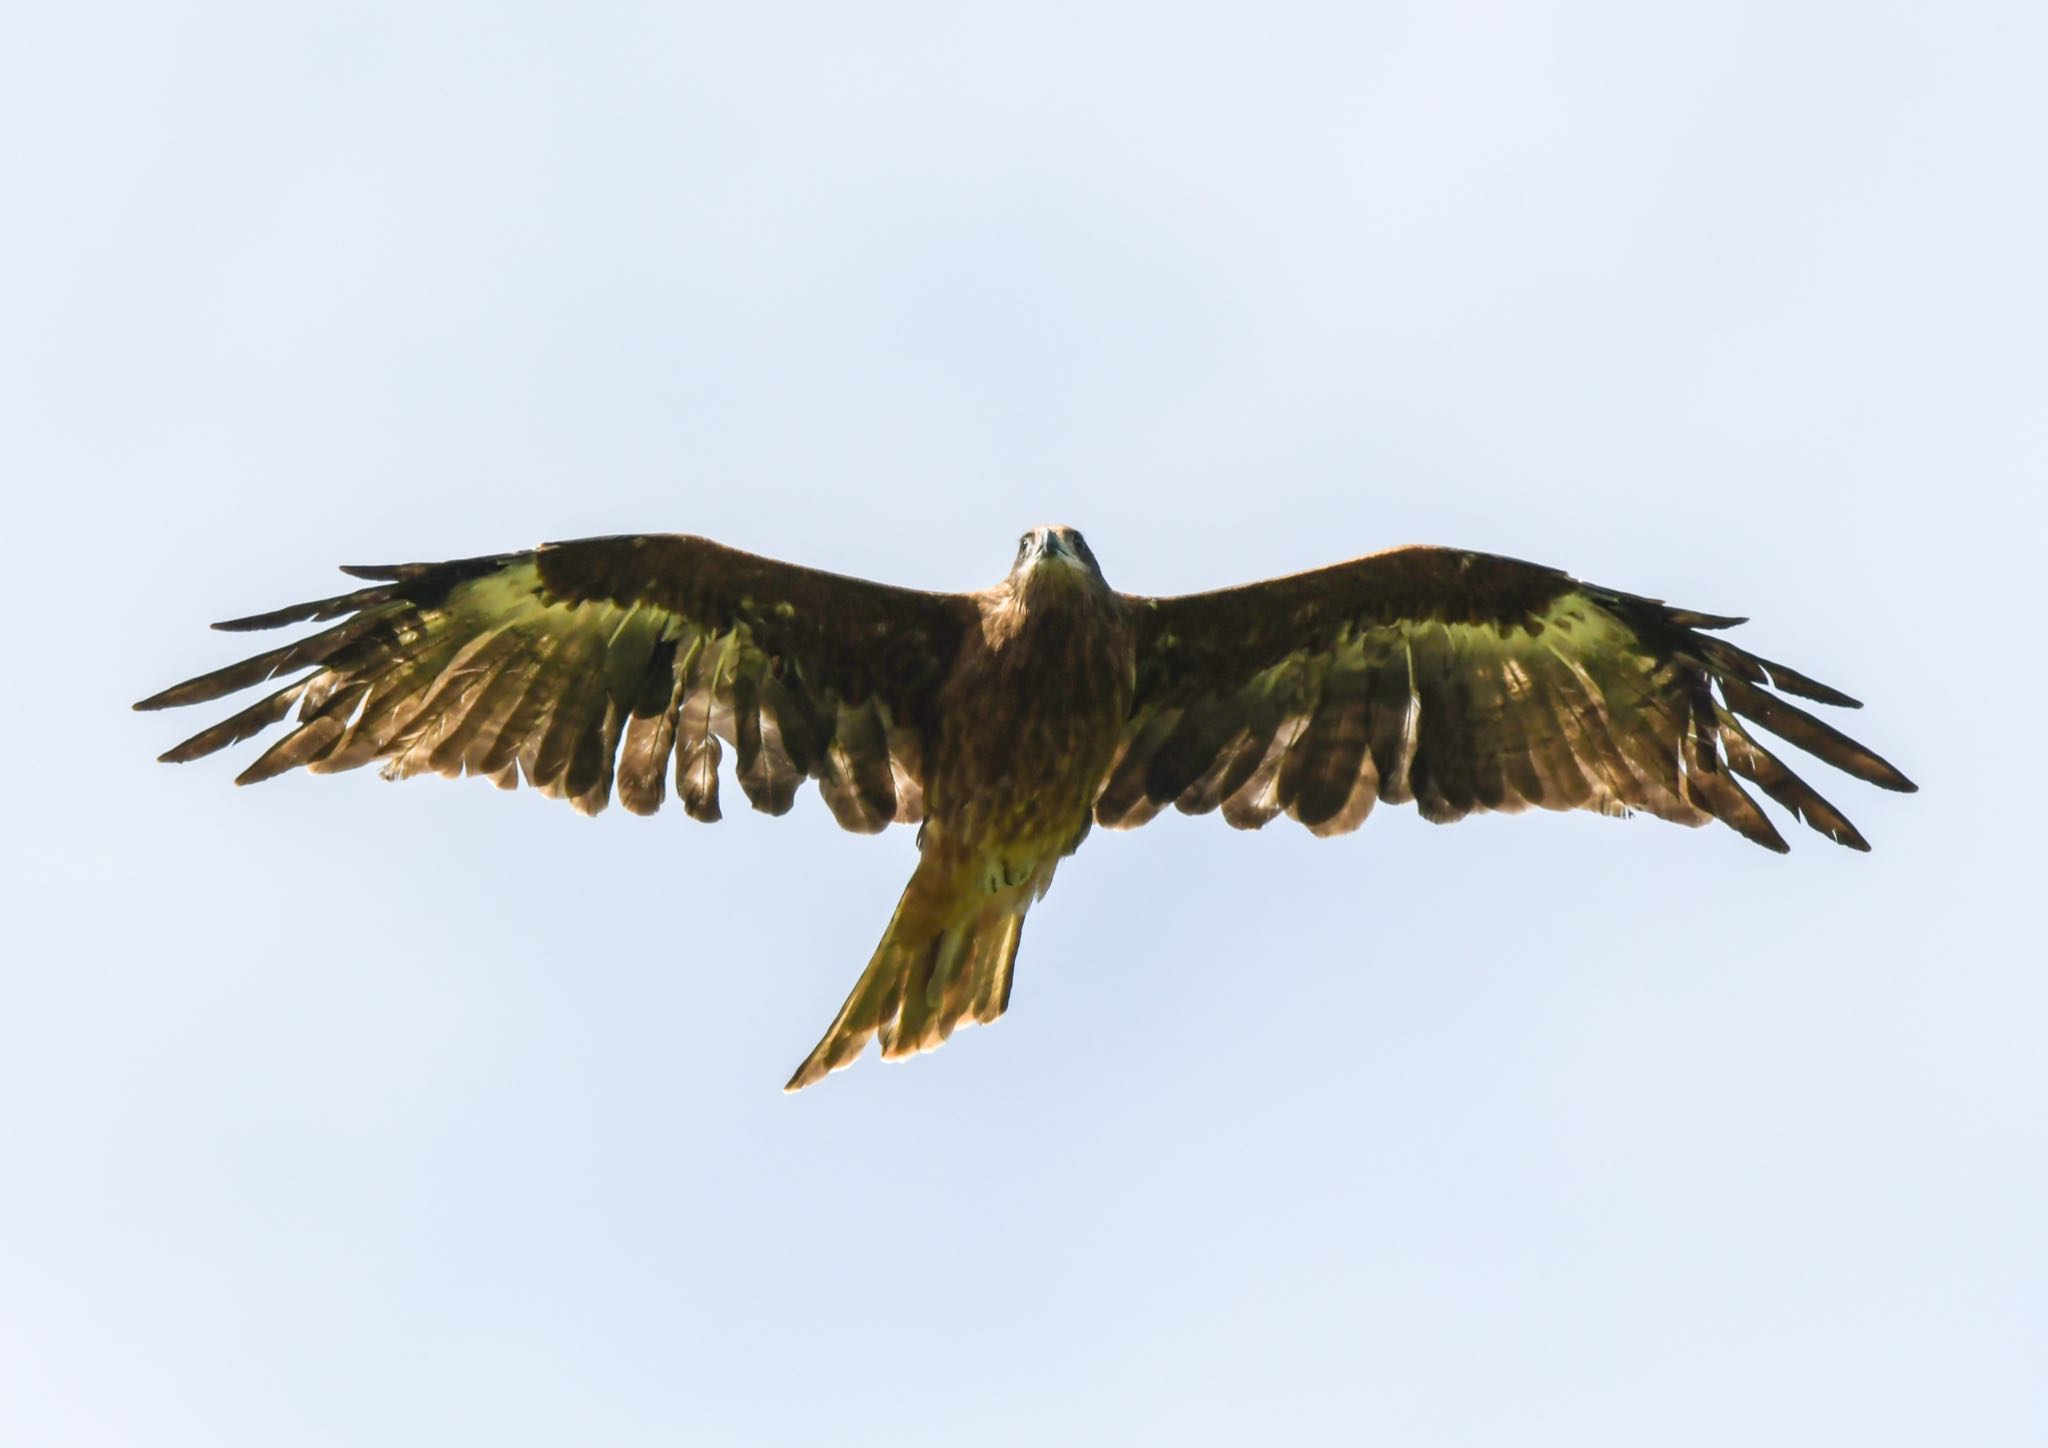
(137, 528), (1915, 1089)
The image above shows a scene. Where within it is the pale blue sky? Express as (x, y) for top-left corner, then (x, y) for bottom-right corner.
(3, 2), (2043, 1444)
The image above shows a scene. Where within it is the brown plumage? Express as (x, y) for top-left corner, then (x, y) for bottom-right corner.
(137, 528), (1916, 1088)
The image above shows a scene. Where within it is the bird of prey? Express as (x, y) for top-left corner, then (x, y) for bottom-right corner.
(138, 528), (1915, 1089)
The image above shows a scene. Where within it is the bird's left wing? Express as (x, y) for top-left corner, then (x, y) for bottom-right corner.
(1099, 546), (1914, 850)
(138, 534), (975, 829)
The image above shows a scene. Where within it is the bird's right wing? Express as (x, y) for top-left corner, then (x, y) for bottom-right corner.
(137, 534), (976, 830)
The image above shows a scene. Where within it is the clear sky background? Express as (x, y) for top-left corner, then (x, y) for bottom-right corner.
(3, 3), (2042, 1444)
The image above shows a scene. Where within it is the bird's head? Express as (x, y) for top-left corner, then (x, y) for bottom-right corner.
(1009, 525), (1106, 590)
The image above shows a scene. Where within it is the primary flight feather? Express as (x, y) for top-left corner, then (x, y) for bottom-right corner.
(137, 528), (1916, 1088)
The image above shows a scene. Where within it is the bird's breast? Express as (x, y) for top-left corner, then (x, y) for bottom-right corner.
(927, 589), (1136, 852)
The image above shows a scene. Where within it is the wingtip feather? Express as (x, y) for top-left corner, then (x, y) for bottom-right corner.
(1755, 660), (1863, 709)
(133, 684), (193, 712)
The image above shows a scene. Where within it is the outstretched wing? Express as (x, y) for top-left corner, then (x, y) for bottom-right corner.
(1099, 546), (1914, 850)
(137, 535), (975, 830)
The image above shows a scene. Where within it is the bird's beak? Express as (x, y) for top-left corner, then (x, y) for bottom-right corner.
(1037, 533), (1082, 569)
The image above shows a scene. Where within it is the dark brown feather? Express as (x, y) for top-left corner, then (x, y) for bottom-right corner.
(675, 634), (726, 822)
(135, 612), (390, 711)
(1511, 650), (1594, 810)
(1718, 675), (1914, 792)
(1361, 635), (1419, 805)
(1696, 637), (1861, 709)
(419, 632), (532, 777)
(473, 634), (570, 779)
(527, 629), (606, 791)
(1715, 706), (1870, 849)
(1220, 718), (1298, 830)
(1406, 630), (1480, 823)
(1679, 727), (1789, 853)
(1145, 697), (1250, 808)
(1095, 708), (1182, 828)
(616, 647), (684, 817)
(1170, 724), (1259, 817)
(817, 700), (897, 833)
(157, 680), (308, 764)
(1277, 663), (1373, 832)
(236, 715), (351, 786)
(212, 584), (400, 633)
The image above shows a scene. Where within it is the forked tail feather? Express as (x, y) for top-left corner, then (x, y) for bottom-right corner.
(784, 880), (1026, 1092)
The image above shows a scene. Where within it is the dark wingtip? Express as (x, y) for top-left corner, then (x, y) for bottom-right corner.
(339, 564), (404, 580)
(1859, 755), (1916, 793)
(212, 613), (280, 633)
(132, 677), (229, 712)
(1817, 818), (1873, 852)
(1758, 661), (1863, 709)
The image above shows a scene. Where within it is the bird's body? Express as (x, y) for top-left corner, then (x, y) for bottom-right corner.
(931, 533), (1135, 858)
(139, 525), (1914, 1088)
(793, 528), (1135, 1085)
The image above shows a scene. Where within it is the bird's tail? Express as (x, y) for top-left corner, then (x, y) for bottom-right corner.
(784, 865), (1026, 1092)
